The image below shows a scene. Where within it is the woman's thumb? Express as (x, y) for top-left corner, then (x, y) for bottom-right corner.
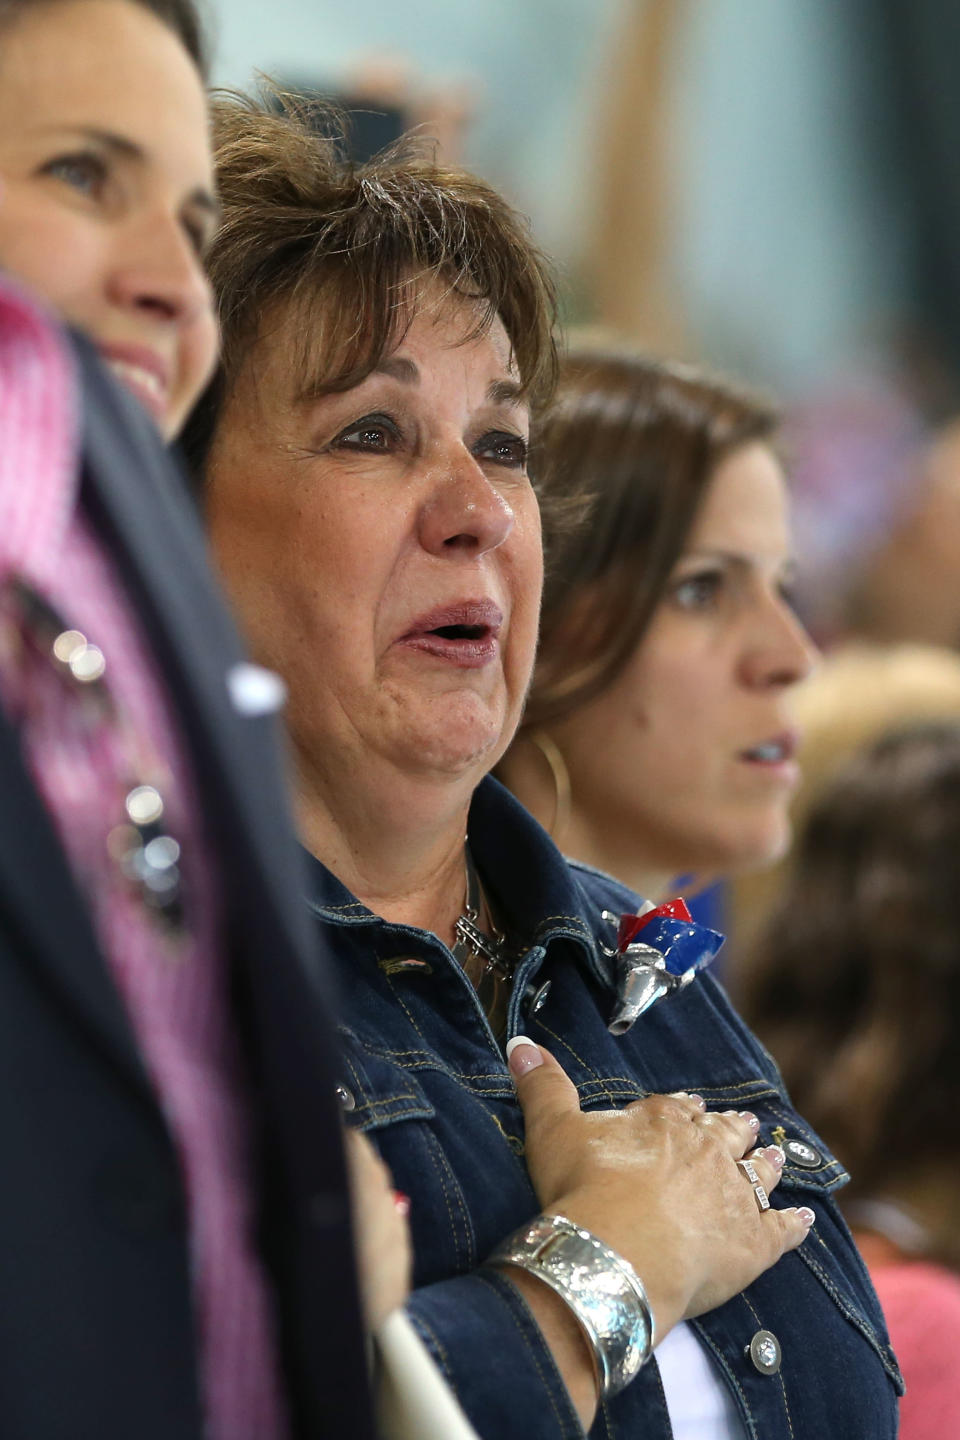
(506, 1036), (581, 1125)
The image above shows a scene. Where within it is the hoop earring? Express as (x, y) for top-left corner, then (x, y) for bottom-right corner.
(528, 729), (571, 845)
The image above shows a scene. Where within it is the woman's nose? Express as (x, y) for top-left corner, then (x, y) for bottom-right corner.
(106, 212), (212, 328)
(417, 450), (515, 557)
(742, 594), (819, 690)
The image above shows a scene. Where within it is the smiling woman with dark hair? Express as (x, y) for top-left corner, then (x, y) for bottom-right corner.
(0, 0), (219, 437)
(0, 9), (394, 1436)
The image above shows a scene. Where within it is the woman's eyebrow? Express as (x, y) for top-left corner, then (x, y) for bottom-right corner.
(678, 548), (738, 565)
(488, 377), (525, 407)
(679, 548), (797, 575)
(40, 125), (219, 219)
(374, 356), (419, 384)
(36, 123), (145, 163)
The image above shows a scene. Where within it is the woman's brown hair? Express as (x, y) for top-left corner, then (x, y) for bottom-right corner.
(181, 88), (559, 476)
(738, 720), (960, 1202)
(521, 349), (778, 731)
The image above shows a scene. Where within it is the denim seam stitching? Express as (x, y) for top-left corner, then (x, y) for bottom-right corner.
(489, 1110), (524, 1154)
(306, 900), (370, 916)
(407, 1311), (453, 1381)
(423, 1128), (475, 1268)
(354, 1098), (431, 1123)
(536, 913), (593, 930)
(797, 1243), (902, 1385)
(476, 1271), (580, 1436)
(342, 1047), (515, 1089)
(384, 972), (433, 1044)
(688, 1320), (757, 1440)
(534, 1020), (622, 1099)
(694, 1081), (780, 1098)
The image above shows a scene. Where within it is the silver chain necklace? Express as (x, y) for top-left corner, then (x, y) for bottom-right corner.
(453, 846), (513, 984)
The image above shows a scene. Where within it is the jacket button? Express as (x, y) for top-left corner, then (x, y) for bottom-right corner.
(525, 981), (552, 1016)
(783, 1137), (822, 1169)
(335, 1084), (356, 1113)
(748, 1329), (782, 1375)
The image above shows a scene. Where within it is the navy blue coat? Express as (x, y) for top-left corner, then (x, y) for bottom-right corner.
(0, 333), (373, 1440)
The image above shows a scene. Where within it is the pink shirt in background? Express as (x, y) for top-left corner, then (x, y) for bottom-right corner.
(870, 1261), (960, 1440)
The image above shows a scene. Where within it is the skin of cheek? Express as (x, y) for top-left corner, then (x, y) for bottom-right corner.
(0, 194), (101, 320)
(169, 302), (219, 435)
(208, 457), (531, 783)
(0, 190), (215, 438)
(559, 630), (793, 876)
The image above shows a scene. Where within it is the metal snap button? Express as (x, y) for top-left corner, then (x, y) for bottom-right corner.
(748, 1329), (782, 1375)
(783, 1137), (822, 1169)
(527, 980), (552, 1016)
(335, 1084), (356, 1113)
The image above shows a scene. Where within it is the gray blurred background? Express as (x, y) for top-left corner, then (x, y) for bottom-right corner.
(210, 0), (960, 644)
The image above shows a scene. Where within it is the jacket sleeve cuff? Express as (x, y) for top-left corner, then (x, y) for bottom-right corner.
(405, 1267), (586, 1438)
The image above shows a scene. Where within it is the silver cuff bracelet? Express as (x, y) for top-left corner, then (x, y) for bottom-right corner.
(486, 1213), (656, 1398)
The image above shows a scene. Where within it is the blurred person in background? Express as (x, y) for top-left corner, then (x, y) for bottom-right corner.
(497, 349), (816, 906)
(0, 3), (391, 1433)
(731, 643), (960, 958)
(737, 720), (960, 1440)
(182, 92), (902, 1440)
(788, 389), (960, 652)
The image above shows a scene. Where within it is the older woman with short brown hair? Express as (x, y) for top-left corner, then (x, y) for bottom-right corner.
(182, 92), (900, 1440)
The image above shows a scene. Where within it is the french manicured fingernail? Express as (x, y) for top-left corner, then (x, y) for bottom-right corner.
(764, 1145), (785, 1170)
(506, 1035), (544, 1076)
(739, 1111), (760, 1131)
(393, 1191), (411, 1217)
(796, 1207), (816, 1227)
(689, 1093), (706, 1110)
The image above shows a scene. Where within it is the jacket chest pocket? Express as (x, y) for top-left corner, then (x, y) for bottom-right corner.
(698, 1079), (902, 1393)
(336, 1029), (477, 1283)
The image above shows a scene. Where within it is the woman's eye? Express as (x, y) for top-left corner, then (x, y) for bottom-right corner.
(475, 431), (528, 469)
(43, 152), (108, 198)
(333, 415), (399, 452)
(672, 572), (722, 610)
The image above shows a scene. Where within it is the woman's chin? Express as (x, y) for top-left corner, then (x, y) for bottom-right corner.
(400, 704), (509, 780)
(719, 818), (793, 875)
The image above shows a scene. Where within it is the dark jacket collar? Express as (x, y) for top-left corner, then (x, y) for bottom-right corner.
(302, 775), (628, 989)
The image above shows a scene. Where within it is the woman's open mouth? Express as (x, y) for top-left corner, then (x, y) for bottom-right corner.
(397, 601), (503, 668)
(737, 730), (801, 785)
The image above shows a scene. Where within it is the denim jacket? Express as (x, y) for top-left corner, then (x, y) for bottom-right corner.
(307, 778), (902, 1439)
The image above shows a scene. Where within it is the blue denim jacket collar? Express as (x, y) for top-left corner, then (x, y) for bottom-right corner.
(303, 774), (615, 990)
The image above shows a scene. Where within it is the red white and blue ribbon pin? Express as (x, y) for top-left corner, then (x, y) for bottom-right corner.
(607, 898), (724, 1035)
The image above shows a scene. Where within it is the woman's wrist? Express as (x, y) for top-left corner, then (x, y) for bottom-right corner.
(490, 1262), (601, 1428)
(486, 1214), (656, 1412)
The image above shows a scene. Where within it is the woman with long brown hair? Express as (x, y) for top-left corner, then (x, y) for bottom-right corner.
(499, 348), (815, 899)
